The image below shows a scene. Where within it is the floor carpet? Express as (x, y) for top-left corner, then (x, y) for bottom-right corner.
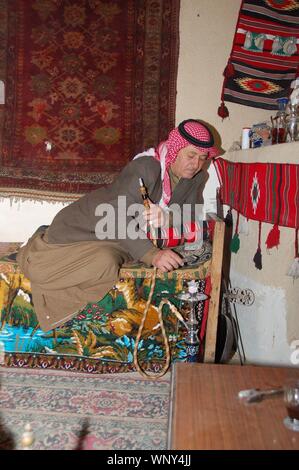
(0, 367), (170, 450)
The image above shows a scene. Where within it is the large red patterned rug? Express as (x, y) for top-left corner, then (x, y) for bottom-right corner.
(0, 0), (180, 201)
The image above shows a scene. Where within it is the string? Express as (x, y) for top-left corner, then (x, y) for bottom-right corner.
(258, 221), (262, 248)
(235, 211), (240, 235)
(133, 266), (186, 379)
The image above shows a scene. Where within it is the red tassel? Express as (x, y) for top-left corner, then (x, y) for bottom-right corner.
(265, 224), (280, 249)
(218, 101), (229, 119)
(223, 62), (235, 78)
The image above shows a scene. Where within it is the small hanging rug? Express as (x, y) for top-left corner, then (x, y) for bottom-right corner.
(220, 0), (299, 114)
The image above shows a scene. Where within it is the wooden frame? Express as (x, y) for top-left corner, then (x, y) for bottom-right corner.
(203, 214), (225, 363)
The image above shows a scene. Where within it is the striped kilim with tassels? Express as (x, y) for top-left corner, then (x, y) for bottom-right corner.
(219, 0), (299, 116)
(214, 157), (299, 229)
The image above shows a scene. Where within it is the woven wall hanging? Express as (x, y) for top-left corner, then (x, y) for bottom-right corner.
(214, 157), (299, 278)
(218, 0), (299, 118)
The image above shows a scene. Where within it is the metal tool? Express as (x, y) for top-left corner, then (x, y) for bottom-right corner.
(238, 387), (283, 403)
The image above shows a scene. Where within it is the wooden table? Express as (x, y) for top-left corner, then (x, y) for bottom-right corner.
(168, 363), (299, 450)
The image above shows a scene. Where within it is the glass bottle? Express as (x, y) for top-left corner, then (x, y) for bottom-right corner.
(272, 98), (288, 144)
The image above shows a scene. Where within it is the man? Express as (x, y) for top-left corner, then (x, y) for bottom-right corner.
(17, 119), (220, 331)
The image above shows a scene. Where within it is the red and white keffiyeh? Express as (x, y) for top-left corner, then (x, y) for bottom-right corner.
(134, 120), (219, 207)
(155, 121), (219, 207)
(133, 120), (220, 248)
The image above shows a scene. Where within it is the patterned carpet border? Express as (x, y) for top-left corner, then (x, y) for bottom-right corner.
(0, 366), (171, 450)
(3, 352), (165, 375)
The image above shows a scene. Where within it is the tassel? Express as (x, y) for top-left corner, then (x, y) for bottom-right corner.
(218, 101), (229, 119)
(223, 62), (235, 78)
(253, 248), (262, 270)
(224, 208), (233, 227)
(230, 211), (240, 253)
(253, 221), (262, 270)
(230, 233), (240, 253)
(265, 224), (280, 249)
(287, 229), (299, 280)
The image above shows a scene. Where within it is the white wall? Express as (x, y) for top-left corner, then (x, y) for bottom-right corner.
(229, 220), (299, 368)
(230, 270), (292, 366)
(0, 103), (64, 239)
(226, 144), (299, 367)
(0, 198), (66, 242)
(176, 0), (298, 367)
(176, 0), (271, 150)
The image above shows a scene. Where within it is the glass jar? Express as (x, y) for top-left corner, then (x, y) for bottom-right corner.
(272, 98), (288, 144)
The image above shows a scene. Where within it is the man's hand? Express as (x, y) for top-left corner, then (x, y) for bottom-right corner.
(143, 201), (168, 228)
(152, 249), (184, 273)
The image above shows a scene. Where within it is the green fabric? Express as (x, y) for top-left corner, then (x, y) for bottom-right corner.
(0, 276), (209, 372)
(230, 233), (240, 253)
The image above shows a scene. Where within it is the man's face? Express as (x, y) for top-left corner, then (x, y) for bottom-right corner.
(170, 145), (208, 179)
